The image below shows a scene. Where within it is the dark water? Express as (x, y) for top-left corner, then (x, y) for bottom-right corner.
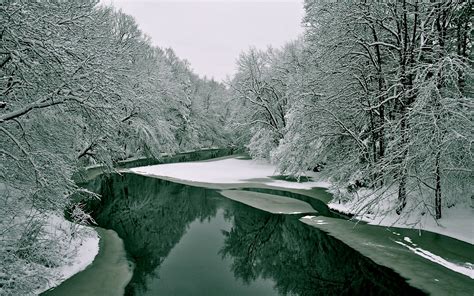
(83, 173), (425, 296)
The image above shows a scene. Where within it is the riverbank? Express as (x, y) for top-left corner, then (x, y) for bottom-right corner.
(328, 186), (474, 245)
(34, 214), (99, 295)
(42, 228), (133, 296)
(0, 183), (99, 296)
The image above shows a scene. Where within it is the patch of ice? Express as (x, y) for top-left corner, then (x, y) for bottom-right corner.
(300, 216), (329, 225)
(130, 157), (329, 190)
(402, 236), (418, 246)
(220, 190), (317, 214)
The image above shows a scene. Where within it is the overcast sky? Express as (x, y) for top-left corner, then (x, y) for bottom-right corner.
(100, 0), (305, 81)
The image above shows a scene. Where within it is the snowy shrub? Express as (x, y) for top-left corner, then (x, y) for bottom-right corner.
(247, 128), (279, 160)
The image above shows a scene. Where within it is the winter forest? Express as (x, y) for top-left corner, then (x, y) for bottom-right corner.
(1, 1), (473, 295)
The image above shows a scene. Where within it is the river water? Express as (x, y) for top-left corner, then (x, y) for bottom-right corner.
(78, 173), (426, 296)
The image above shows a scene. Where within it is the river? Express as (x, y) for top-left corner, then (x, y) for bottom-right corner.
(42, 157), (473, 296)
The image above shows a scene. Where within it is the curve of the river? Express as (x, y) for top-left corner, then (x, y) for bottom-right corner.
(43, 162), (473, 296)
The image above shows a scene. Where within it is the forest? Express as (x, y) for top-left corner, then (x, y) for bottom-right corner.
(0, 0), (472, 295)
(229, 0), (472, 220)
(1, 1), (231, 292)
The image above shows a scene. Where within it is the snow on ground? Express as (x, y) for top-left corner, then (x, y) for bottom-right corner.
(34, 214), (99, 294)
(129, 157), (330, 190)
(394, 239), (474, 279)
(328, 187), (474, 245)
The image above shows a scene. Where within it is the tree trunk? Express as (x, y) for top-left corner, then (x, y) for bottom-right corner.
(435, 151), (442, 219)
(396, 113), (408, 215)
(369, 19), (386, 186)
(396, 0), (417, 215)
(397, 167), (407, 215)
(456, 2), (470, 95)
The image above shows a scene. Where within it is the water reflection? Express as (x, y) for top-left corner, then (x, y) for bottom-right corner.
(221, 203), (425, 296)
(84, 173), (424, 295)
(85, 174), (220, 295)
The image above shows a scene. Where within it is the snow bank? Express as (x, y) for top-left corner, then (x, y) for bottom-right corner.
(129, 157), (330, 190)
(328, 187), (474, 245)
(35, 215), (99, 294)
(221, 190), (317, 214)
(40, 228), (134, 296)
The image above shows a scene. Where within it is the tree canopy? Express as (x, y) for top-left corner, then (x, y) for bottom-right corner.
(229, 0), (473, 220)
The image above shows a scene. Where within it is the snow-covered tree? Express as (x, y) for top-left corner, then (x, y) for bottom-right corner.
(232, 0), (472, 221)
(0, 1), (231, 293)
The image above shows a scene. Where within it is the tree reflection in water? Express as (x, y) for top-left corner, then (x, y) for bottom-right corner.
(84, 173), (220, 295)
(83, 173), (425, 296)
(221, 203), (424, 295)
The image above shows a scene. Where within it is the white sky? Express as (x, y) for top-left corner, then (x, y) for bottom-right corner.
(101, 0), (305, 81)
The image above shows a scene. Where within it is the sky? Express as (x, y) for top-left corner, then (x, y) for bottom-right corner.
(100, 0), (305, 81)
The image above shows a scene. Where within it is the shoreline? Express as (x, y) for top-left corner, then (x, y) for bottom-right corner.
(41, 228), (133, 296)
(328, 198), (474, 246)
(33, 216), (100, 295)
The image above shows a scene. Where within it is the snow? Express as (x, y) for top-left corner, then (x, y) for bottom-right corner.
(394, 240), (474, 279)
(221, 190), (317, 214)
(328, 191), (474, 245)
(129, 157), (330, 190)
(34, 214), (99, 294)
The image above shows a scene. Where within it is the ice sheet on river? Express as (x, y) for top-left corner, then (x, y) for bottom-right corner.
(129, 157), (330, 190)
(220, 190), (317, 214)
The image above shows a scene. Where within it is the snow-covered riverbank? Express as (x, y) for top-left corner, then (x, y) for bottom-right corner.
(0, 183), (100, 296)
(34, 215), (99, 295)
(42, 228), (133, 296)
(328, 187), (474, 245)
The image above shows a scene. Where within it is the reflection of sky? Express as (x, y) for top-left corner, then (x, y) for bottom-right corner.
(99, 1), (304, 81)
(147, 208), (277, 296)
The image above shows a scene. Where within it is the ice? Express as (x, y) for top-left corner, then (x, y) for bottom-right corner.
(129, 157), (329, 190)
(220, 190), (317, 214)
